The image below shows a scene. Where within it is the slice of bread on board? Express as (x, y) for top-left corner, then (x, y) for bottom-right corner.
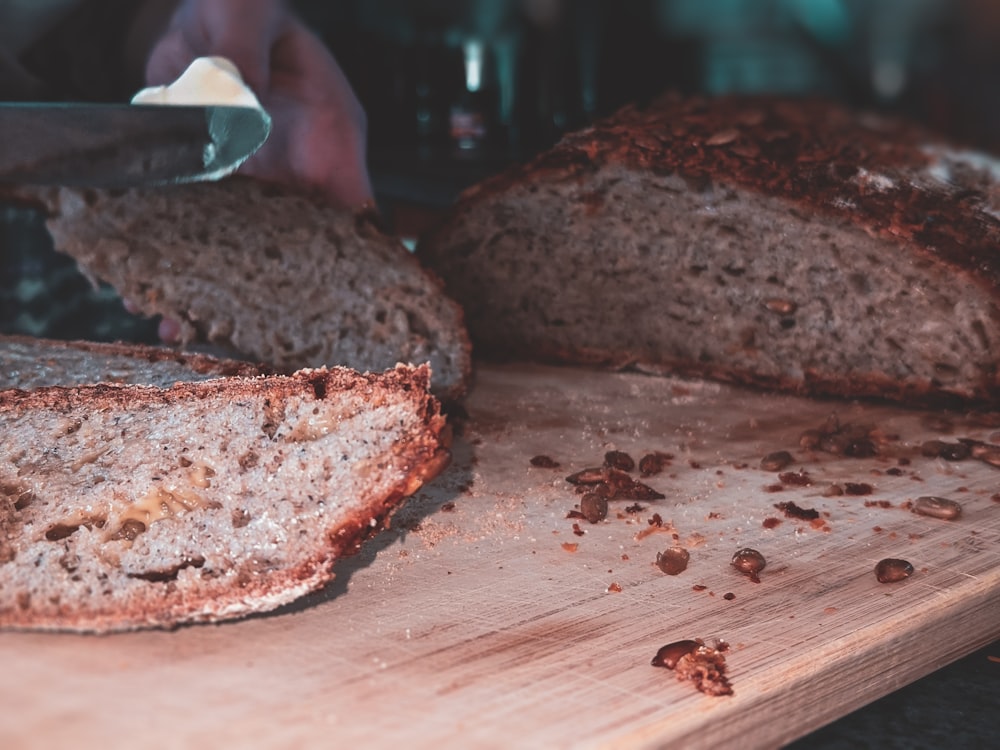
(33, 178), (471, 400)
(0, 344), (449, 633)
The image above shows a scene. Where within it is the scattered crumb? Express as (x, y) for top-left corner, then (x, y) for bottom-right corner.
(844, 482), (874, 496)
(684, 533), (707, 548)
(561, 542), (579, 553)
(651, 639), (734, 696)
(530, 455), (560, 468)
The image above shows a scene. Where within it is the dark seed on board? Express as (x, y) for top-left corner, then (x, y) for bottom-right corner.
(604, 450), (636, 472)
(939, 442), (971, 461)
(566, 467), (605, 485)
(912, 496), (962, 520)
(778, 470), (812, 486)
(775, 501), (819, 521)
(920, 440), (944, 458)
(799, 429), (823, 450)
(580, 493), (609, 524)
(639, 452), (672, 476)
(731, 548), (766, 582)
(651, 639), (700, 669)
(969, 441), (1000, 468)
(760, 451), (793, 472)
(844, 482), (874, 496)
(819, 433), (851, 455)
(844, 439), (877, 458)
(922, 441), (970, 461)
(656, 547), (690, 576)
(875, 558), (914, 583)
(605, 469), (666, 501)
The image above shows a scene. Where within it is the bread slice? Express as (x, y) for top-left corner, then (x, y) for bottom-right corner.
(419, 94), (1000, 406)
(0, 334), (264, 390)
(0, 364), (449, 632)
(34, 178), (471, 400)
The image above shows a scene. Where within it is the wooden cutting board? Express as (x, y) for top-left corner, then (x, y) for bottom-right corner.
(2, 364), (999, 749)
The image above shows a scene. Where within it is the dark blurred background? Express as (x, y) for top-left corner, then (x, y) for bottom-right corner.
(291, 0), (1000, 212)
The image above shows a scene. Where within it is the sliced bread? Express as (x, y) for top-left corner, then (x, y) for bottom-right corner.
(34, 178), (471, 400)
(419, 94), (1000, 406)
(0, 363), (449, 632)
(0, 334), (264, 390)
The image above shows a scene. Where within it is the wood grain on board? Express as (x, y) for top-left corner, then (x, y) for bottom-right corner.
(2, 364), (998, 749)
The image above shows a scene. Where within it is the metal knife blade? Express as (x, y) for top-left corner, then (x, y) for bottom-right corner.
(0, 103), (271, 188)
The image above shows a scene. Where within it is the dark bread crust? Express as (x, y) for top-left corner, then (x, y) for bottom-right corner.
(0, 360), (428, 412)
(420, 94), (1000, 406)
(432, 94), (1000, 290)
(0, 364), (450, 632)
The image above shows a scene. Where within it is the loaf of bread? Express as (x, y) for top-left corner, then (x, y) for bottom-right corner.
(420, 94), (1000, 405)
(34, 179), (471, 400)
(0, 334), (264, 390)
(0, 362), (449, 632)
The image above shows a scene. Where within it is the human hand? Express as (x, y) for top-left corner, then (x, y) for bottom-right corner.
(145, 0), (372, 209)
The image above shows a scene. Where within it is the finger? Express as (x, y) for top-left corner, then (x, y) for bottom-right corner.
(146, 0), (286, 92)
(269, 17), (358, 106)
(241, 107), (373, 208)
(157, 317), (182, 345)
(195, 0), (287, 92)
(255, 19), (374, 206)
(145, 30), (195, 85)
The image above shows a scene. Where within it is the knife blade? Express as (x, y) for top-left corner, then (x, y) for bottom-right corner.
(0, 103), (271, 188)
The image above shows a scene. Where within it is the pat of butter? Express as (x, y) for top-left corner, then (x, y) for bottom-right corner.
(131, 56), (261, 110)
(131, 56), (268, 181)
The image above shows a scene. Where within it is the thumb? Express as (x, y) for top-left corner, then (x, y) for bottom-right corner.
(208, 29), (272, 93)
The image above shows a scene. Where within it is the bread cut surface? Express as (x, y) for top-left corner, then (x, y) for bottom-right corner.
(0, 364), (448, 632)
(0, 334), (264, 390)
(37, 179), (471, 400)
(420, 94), (1000, 405)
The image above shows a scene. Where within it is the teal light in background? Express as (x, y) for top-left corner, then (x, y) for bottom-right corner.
(786, 0), (852, 43)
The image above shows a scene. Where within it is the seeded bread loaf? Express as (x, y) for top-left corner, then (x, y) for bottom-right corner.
(0, 334), (264, 390)
(419, 94), (1000, 406)
(0, 364), (449, 632)
(33, 178), (471, 400)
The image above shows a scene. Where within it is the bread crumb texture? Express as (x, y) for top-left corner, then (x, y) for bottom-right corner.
(40, 179), (470, 400)
(0, 364), (448, 632)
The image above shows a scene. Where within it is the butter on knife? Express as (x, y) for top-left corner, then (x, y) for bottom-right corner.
(132, 57), (268, 181)
(132, 56), (262, 110)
